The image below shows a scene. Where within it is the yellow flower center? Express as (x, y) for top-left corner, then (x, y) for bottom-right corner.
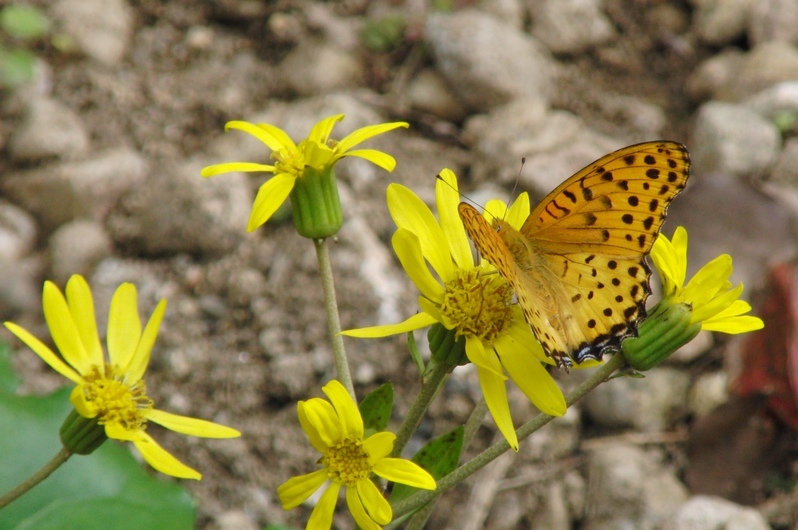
(440, 268), (514, 343)
(271, 146), (306, 177)
(323, 437), (372, 486)
(81, 365), (153, 431)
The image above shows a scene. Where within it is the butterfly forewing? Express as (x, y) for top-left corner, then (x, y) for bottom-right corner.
(459, 141), (690, 366)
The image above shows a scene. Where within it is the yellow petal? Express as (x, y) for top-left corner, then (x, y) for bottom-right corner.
(346, 484), (381, 530)
(302, 140), (335, 169)
(505, 193), (530, 230)
(702, 315), (764, 334)
(465, 336), (505, 377)
(107, 283), (141, 370)
(247, 173), (297, 231)
(436, 169), (472, 270)
(300, 398), (343, 447)
(372, 458), (437, 490)
(133, 432), (201, 480)
(392, 229), (444, 302)
(42, 281), (90, 374)
(4, 322), (82, 384)
(105, 422), (142, 442)
(386, 183), (454, 282)
(200, 162), (275, 178)
(323, 380), (363, 439)
(278, 469), (329, 510)
(495, 335), (566, 416)
(364, 431), (395, 464)
(125, 299), (166, 384)
(335, 121), (409, 155)
(341, 312), (438, 338)
(356, 478), (392, 525)
(297, 400), (329, 454)
(477, 366), (518, 451)
(65, 275), (103, 368)
(308, 114), (345, 143)
(308, 483), (341, 529)
(144, 409), (240, 438)
(417, 297), (445, 324)
(225, 121), (294, 153)
(339, 149), (397, 171)
(506, 313), (552, 363)
(69, 385), (98, 418)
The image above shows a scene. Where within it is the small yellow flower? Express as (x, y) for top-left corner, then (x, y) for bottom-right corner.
(343, 170), (566, 450)
(278, 380), (435, 530)
(4, 275), (240, 480)
(201, 114), (408, 232)
(651, 227), (764, 333)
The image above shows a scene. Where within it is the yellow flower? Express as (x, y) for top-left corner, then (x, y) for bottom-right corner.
(343, 170), (566, 450)
(278, 380), (435, 530)
(650, 227), (764, 333)
(201, 114), (408, 232)
(4, 275), (240, 480)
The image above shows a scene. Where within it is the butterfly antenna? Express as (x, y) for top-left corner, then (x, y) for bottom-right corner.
(436, 173), (483, 209)
(503, 157), (526, 221)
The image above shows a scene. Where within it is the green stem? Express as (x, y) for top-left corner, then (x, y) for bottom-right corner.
(392, 353), (627, 517)
(391, 361), (449, 458)
(314, 237), (354, 398)
(0, 446), (72, 509)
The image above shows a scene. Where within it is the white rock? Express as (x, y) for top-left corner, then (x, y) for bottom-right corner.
(770, 136), (798, 184)
(279, 39), (365, 97)
(689, 371), (729, 418)
(0, 201), (37, 262)
(1, 147), (148, 232)
(692, 101), (781, 178)
(660, 495), (769, 530)
(530, 0), (617, 54)
(49, 220), (113, 283)
(425, 10), (555, 111)
(744, 81), (798, 122)
(8, 97), (89, 162)
(584, 443), (689, 530)
(52, 0), (133, 66)
(406, 68), (469, 122)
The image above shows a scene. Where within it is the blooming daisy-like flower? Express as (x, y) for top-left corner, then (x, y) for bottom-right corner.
(4, 275), (240, 480)
(201, 114), (408, 233)
(278, 380), (436, 530)
(342, 170), (566, 450)
(650, 226), (764, 333)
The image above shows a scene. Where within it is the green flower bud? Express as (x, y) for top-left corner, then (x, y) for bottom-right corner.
(424, 323), (467, 377)
(622, 301), (702, 371)
(289, 166), (344, 239)
(59, 409), (107, 455)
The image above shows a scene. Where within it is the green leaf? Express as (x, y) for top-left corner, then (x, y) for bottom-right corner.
(407, 331), (425, 376)
(0, 385), (195, 529)
(359, 383), (393, 433)
(390, 426), (463, 505)
(0, 47), (35, 87)
(0, 340), (19, 394)
(0, 5), (51, 40)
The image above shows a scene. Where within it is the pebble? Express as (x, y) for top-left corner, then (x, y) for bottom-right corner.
(749, 0), (798, 45)
(49, 220), (113, 283)
(769, 136), (798, 184)
(583, 443), (688, 530)
(581, 367), (691, 432)
(744, 81), (798, 123)
(691, 101), (781, 179)
(405, 68), (469, 123)
(688, 371), (729, 418)
(692, 0), (754, 46)
(530, 0), (616, 54)
(0, 257), (40, 318)
(52, 0), (133, 66)
(106, 159), (250, 256)
(279, 39), (365, 97)
(425, 10), (555, 111)
(0, 201), (37, 262)
(7, 97), (89, 162)
(660, 495), (769, 530)
(1, 147), (148, 233)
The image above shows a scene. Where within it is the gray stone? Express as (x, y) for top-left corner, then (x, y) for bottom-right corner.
(749, 0), (798, 45)
(686, 49), (746, 102)
(106, 158), (250, 256)
(769, 136), (798, 185)
(689, 371), (729, 418)
(8, 97), (89, 162)
(0, 201), (37, 262)
(406, 68), (469, 123)
(583, 443), (689, 530)
(660, 495), (769, 530)
(49, 220), (113, 283)
(692, 0), (754, 46)
(1, 147), (148, 233)
(279, 39), (364, 97)
(745, 81), (798, 124)
(425, 10), (555, 112)
(530, 0), (616, 54)
(692, 101), (780, 178)
(581, 367), (691, 432)
(52, 0), (133, 66)
(0, 257), (40, 318)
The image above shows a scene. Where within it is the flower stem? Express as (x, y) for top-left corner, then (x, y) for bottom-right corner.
(392, 353), (627, 517)
(314, 237), (355, 398)
(391, 360), (449, 458)
(0, 446), (72, 509)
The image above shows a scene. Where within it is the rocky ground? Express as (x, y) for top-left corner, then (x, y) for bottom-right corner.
(2, 0), (798, 529)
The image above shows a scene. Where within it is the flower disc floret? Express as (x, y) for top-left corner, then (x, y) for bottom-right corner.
(441, 269), (514, 343)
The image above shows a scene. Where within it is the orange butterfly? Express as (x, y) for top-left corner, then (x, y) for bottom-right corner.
(459, 142), (690, 368)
